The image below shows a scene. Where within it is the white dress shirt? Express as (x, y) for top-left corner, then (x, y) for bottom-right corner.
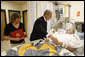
(43, 16), (47, 22)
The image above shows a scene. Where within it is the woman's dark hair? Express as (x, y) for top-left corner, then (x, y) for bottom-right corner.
(10, 13), (21, 23)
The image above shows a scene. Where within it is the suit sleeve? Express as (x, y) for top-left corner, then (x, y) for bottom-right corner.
(35, 21), (48, 38)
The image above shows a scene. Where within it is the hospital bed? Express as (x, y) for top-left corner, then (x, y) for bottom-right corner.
(1, 29), (84, 56)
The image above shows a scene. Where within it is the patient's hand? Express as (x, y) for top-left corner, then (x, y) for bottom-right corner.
(48, 35), (53, 38)
(66, 46), (76, 52)
(51, 38), (59, 45)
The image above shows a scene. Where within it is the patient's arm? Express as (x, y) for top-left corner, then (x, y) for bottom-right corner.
(48, 35), (76, 52)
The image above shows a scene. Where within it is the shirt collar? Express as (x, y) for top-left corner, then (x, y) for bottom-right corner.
(43, 16), (47, 22)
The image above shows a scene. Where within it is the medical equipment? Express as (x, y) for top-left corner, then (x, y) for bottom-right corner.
(53, 2), (75, 31)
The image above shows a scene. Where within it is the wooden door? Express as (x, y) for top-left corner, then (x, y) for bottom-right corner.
(1, 10), (6, 41)
(23, 10), (28, 36)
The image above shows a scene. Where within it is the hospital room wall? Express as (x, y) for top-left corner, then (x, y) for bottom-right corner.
(1, 1), (27, 24)
(27, 1), (36, 39)
(53, 1), (84, 22)
(61, 1), (84, 22)
(53, 1), (84, 30)
(62, 1), (84, 30)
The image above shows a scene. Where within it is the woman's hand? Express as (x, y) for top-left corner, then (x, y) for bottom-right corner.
(4, 36), (23, 41)
(12, 38), (21, 41)
(20, 37), (25, 40)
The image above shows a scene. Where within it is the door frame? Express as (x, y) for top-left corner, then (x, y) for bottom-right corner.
(1, 9), (7, 24)
(22, 10), (27, 30)
(1, 9), (7, 41)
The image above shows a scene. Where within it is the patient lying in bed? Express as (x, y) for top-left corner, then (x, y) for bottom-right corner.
(45, 28), (84, 52)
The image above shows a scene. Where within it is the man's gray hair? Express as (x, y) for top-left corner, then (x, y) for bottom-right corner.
(44, 10), (52, 15)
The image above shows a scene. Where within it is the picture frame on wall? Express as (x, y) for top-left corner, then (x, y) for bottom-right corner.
(56, 7), (64, 15)
(75, 22), (84, 32)
(55, 9), (60, 21)
(55, 7), (64, 21)
(8, 10), (21, 23)
(59, 8), (64, 15)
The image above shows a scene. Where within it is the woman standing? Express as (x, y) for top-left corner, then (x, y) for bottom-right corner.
(4, 13), (26, 47)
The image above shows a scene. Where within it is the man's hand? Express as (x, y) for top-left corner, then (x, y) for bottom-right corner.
(48, 35), (53, 38)
(45, 38), (49, 43)
(48, 35), (60, 45)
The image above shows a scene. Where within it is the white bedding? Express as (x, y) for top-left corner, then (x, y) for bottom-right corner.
(47, 29), (84, 56)
(53, 32), (84, 48)
(47, 29), (84, 48)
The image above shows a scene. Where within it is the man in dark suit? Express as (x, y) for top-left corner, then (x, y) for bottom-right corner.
(30, 10), (52, 41)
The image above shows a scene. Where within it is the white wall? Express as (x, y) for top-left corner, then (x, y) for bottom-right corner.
(1, 1), (27, 24)
(59, 1), (84, 22)
(27, 1), (37, 38)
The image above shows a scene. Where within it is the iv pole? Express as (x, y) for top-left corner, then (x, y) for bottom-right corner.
(55, 2), (74, 30)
